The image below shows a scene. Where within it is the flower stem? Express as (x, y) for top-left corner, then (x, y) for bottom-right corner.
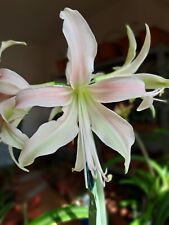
(88, 169), (107, 225)
(94, 175), (107, 225)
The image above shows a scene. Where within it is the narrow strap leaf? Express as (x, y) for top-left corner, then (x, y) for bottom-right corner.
(28, 205), (88, 225)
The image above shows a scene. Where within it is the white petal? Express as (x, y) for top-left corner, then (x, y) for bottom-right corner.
(136, 73), (169, 89)
(137, 88), (165, 111)
(0, 40), (26, 58)
(1, 123), (28, 149)
(0, 97), (28, 123)
(8, 146), (29, 172)
(60, 8), (97, 87)
(0, 68), (29, 95)
(73, 132), (85, 172)
(124, 25), (137, 65)
(137, 96), (154, 111)
(77, 96), (110, 187)
(16, 86), (72, 108)
(88, 101), (134, 173)
(94, 24), (150, 82)
(113, 26), (137, 69)
(48, 107), (62, 121)
(18, 100), (79, 168)
(89, 76), (145, 103)
(114, 24), (150, 75)
(78, 96), (96, 174)
(0, 97), (15, 122)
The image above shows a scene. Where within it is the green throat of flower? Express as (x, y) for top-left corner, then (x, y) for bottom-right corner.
(73, 85), (92, 103)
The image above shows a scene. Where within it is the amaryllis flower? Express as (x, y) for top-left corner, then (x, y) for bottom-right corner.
(0, 41), (29, 162)
(16, 8), (146, 187)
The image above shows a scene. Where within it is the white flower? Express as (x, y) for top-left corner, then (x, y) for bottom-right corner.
(0, 41), (29, 149)
(0, 41), (30, 170)
(16, 8), (146, 188)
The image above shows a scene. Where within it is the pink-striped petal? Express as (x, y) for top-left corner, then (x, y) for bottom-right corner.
(1, 123), (28, 149)
(16, 86), (73, 108)
(88, 101), (134, 173)
(60, 8), (97, 87)
(89, 76), (145, 103)
(18, 100), (79, 168)
(0, 69), (29, 95)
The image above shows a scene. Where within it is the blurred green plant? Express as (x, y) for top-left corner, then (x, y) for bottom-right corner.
(28, 169), (107, 225)
(0, 168), (14, 225)
(28, 204), (88, 225)
(120, 155), (169, 225)
(0, 188), (14, 225)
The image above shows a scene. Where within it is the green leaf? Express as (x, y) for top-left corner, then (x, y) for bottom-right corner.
(28, 205), (88, 225)
(0, 202), (14, 222)
(103, 155), (123, 169)
(114, 155), (165, 181)
(120, 199), (138, 208)
(154, 192), (169, 225)
(120, 177), (150, 195)
(130, 218), (141, 225)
